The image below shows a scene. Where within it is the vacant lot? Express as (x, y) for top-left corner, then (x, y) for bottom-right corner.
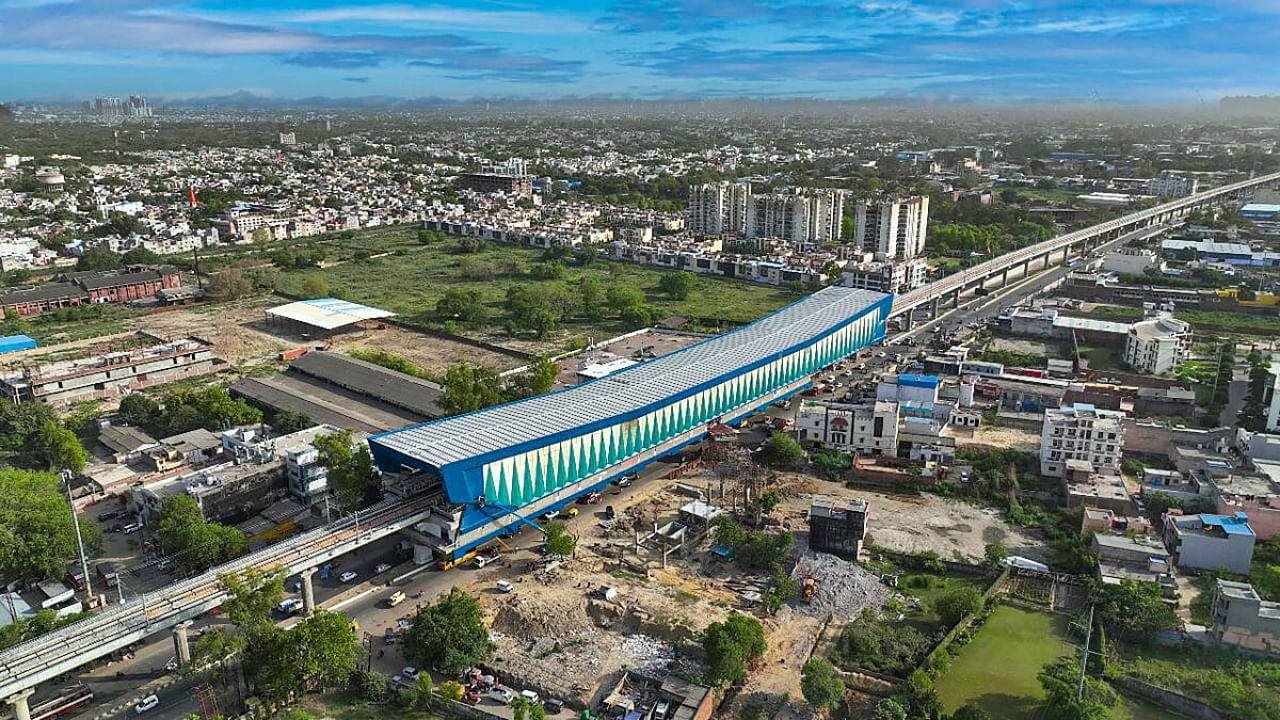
(275, 228), (796, 353)
(937, 605), (1181, 720)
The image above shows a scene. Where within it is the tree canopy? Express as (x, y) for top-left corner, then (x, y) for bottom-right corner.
(801, 657), (845, 710)
(701, 612), (766, 686)
(758, 433), (804, 468)
(404, 587), (494, 676)
(0, 468), (100, 582)
(155, 495), (249, 574)
(313, 430), (380, 512)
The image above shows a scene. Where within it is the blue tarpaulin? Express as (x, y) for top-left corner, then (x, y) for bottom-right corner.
(0, 334), (36, 354)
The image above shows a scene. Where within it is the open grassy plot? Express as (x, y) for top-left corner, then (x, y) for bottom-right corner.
(276, 230), (797, 350)
(936, 605), (1181, 720)
(1078, 345), (1126, 373)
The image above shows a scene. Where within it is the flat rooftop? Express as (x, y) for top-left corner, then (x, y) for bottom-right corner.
(265, 297), (395, 330)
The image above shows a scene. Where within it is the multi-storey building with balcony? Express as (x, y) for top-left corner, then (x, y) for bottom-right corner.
(1039, 402), (1126, 478)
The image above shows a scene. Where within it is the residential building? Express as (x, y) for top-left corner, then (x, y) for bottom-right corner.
(1102, 247), (1164, 276)
(840, 257), (928, 293)
(1210, 579), (1280, 656)
(1163, 511), (1256, 575)
(746, 188), (844, 244)
(1039, 403), (1126, 478)
(876, 373), (941, 406)
(1123, 314), (1192, 374)
(458, 172), (532, 196)
(687, 181), (750, 237)
(1091, 532), (1174, 587)
(797, 400), (900, 457)
(850, 195), (929, 260)
(1215, 467), (1280, 540)
(1148, 173), (1200, 198)
(1265, 361), (1280, 433)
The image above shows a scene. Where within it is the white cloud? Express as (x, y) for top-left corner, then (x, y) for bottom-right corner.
(288, 3), (592, 34)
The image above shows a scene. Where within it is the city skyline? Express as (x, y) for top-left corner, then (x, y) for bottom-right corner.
(1, 0), (1279, 104)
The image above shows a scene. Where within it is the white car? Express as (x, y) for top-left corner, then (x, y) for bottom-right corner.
(543, 509), (560, 520)
(134, 695), (160, 715)
(374, 563), (392, 574)
(338, 570), (358, 583)
(401, 666), (420, 681)
(488, 687), (515, 705)
(520, 689), (541, 705)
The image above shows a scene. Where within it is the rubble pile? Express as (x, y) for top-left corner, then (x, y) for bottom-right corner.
(619, 634), (675, 676)
(791, 551), (892, 618)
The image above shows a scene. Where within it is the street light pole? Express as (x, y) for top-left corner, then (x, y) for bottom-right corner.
(62, 470), (94, 600)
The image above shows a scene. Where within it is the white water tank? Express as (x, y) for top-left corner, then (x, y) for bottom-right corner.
(959, 379), (976, 408)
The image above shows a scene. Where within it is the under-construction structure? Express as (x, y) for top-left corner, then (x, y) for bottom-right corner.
(808, 497), (869, 559)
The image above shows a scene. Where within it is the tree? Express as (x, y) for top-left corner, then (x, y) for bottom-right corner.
(156, 495), (249, 574)
(759, 433), (804, 468)
(701, 612), (766, 685)
(301, 274), (328, 298)
(758, 488), (781, 514)
(290, 611), (361, 690)
(34, 420), (87, 472)
(658, 271), (697, 300)
(405, 673), (434, 709)
(438, 680), (465, 702)
(313, 431), (380, 512)
(801, 657), (845, 711)
(251, 227), (272, 244)
(1038, 655), (1117, 720)
(0, 469), (100, 582)
(934, 585), (983, 627)
(544, 521), (576, 558)
(606, 285), (646, 316)
(121, 247), (163, 266)
(404, 588), (494, 676)
(1093, 579), (1179, 642)
(507, 356), (558, 399)
(983, 542), (1008, 573)
(436, 288), (489, 324)
(578, 276), (605, 320)
(76, 247), (123, 272)
(271, 409), (315, 434)
(357, 670), (390, 702)
(830, 609), (930, 676)
(735, 530), (792, 573)
(209, 267), (254, 300)
(899, 670), (943, 720)
(712, 516), (747, 547)
(871, 698), (908, 720)
(441, 363), (508, 415)
(118, 393), (160, 428)
(219, 568), (285, 632)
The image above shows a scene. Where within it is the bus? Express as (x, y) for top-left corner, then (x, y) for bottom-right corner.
(31, 685), (94, 720)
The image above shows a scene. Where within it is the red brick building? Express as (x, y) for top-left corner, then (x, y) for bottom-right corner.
(0, 266), (182, 318)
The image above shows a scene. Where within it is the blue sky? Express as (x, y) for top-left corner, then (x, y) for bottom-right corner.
(0, 0), (1277, 103)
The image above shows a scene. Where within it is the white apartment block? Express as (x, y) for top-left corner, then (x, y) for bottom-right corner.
(840, 257), (929, 294)
(1148, 173), (1200, 198)
(1123, 314), (1192, 374)
(798, 400), (900, 457)
(687, 181), (750, 236)
(1040, 403), (1126, 478)
(1102, 247), (1164, 276)
(746, 188), (844, 245)
(1265, 361), (1280, 433)
(851, 195), (930, 260)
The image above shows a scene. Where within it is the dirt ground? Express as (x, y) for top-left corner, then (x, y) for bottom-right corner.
(956, 425), (1042, 453)
(773, 471), (1044, 562)
(333, 324), (518, 374)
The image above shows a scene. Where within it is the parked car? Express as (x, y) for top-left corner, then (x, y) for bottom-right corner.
(339, 570), (358, 583)
(384, 627), (396, 645)
(122, 523), (143, 535)
(543, 509), (560, 520)
(614, 474), (636, 488)
(276, 598), (304, 615)
(488, 687), (515, 705)
(97, 510), (120, 522)
(134, 696), (159, 715)
(544, 698), (565, 714)
(374, 563), (392, 574)
(386, 591), (407, 608)
(496, 580), (514, 594)
(654, 700), (671, 720)
(401, 667), (420, 681)
(520, 689), (541, 705)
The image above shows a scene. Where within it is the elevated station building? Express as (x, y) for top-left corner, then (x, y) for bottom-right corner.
(370, 286), (891, 562)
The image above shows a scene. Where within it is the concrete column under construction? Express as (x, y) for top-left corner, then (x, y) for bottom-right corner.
(6, 688), (35, 720)
(172, 620), (193, 667)
(300, 567), (317, 616)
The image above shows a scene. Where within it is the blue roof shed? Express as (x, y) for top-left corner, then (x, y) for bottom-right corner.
(0, 334), (37, 354)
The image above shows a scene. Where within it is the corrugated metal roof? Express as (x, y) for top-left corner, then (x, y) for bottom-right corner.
(373, 286), (887, 468)
(265, 298), (395, 330)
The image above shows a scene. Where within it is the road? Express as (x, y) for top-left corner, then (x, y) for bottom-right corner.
(53, 226), (1154, 720)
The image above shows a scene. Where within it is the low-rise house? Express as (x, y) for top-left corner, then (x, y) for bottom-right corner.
(1163, 511), (1256, 575)
(1211, 579), (1280, 656)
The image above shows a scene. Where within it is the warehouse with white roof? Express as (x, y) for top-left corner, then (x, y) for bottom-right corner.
(370, 285), (892, 561)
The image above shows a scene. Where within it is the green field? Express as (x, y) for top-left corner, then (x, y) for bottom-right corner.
(936, 605), (1181, 720)
(275, 229), (797, 350)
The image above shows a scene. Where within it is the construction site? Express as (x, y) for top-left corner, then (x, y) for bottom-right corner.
(415, 434), (1044, 719)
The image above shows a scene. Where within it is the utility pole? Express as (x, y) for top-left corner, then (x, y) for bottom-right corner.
(1077, 603), (1095, 701)
(62, 470), (94, 600)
